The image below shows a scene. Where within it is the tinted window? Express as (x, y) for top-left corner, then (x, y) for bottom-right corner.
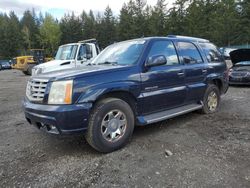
(199, 42), (223, 62)
(148, 40), (179, 65)
(177, 42), (203, 64)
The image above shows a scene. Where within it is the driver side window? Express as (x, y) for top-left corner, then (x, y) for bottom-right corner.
(148, 40), (179, 66)
(77, 45), (86, 60)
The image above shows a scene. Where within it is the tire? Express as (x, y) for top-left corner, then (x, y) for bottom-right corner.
(22, 70), (29, 75)
(201, 84), (220, 114)
(85, 98), (135, 153)
(27, 65), (33, 75)
(23, 64), (34, 75)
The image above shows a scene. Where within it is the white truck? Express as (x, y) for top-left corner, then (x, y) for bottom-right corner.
(32, 39), (100, 75)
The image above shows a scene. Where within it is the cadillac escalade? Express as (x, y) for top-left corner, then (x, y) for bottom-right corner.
(23, 35), (229, 153)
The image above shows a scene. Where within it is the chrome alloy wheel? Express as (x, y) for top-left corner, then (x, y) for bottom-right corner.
(101, 110), (127, 142)
(207, 91), (218, 111)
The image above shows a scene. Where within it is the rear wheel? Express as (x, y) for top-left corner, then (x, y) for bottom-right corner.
(85, 98), (134, 153)
(22, 70), (28, 75)
(201, 84), (220, 114)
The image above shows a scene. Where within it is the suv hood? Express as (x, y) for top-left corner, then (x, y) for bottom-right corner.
(32, 65), (128, 81)
(230, 49), (250, 65)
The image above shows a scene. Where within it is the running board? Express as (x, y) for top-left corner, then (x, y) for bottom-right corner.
(137, 104), (203, 125)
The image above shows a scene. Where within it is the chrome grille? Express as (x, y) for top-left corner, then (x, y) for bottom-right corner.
(26, 79), (48, 102)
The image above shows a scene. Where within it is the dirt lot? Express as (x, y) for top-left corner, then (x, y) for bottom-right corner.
(0, 69), (250, 188)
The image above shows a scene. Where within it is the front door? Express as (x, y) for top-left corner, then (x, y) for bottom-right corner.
(140, 40), (187, 114)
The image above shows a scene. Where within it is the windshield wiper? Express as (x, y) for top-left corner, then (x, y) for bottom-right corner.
(98, 61), (118, 65)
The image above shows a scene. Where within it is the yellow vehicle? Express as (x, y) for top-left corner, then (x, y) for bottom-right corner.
(12, 49), (52, 75)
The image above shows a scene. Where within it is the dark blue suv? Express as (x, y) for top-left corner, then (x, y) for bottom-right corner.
(23, 36), (229, 152)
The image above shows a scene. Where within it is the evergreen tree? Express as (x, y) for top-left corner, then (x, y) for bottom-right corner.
(150, 0), (168, 36)
(40, 13), (61, 56)
(118, 3), (136, 40)
(238, 0), (250, 45)
(60, 12), (83, 44)
(134, 0), (147, 37)
(0, 13), (6, 58)
(82, 10), (97, 39)
(0, 0), (249, 58)
(0, 12), (22, 58)
(21, 10), (40, 50)
(97, 6), (117, 47)
(168, 0), (188, 35)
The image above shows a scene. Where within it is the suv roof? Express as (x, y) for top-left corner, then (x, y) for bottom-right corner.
(121, 35), (210, 44)
(167, 35), (209, 43)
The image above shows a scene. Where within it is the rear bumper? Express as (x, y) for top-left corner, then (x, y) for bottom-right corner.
(23, 98), (92, 134)
(229, 77), (250, 85)
(229, 81), (250, 85)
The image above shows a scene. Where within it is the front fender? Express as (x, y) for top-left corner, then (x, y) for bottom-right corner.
(76, 81), (141, 104)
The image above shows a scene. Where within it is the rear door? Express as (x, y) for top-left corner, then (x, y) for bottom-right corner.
(175, 41), (208, 103)
(140, 40), (187, 114)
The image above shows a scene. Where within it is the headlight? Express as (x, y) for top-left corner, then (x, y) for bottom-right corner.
(48, 80), (73, 104)
(32, 67), (43, 75)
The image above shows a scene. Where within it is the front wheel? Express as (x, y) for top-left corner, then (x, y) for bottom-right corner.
(85, 98), (134, 153)
(201, 84), (220, 114)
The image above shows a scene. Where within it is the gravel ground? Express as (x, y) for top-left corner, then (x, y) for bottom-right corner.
(0, 69), (250, 188)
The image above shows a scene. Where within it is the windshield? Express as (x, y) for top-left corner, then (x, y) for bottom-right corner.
(55, 45), (78, 60)
(236, 61), (250, 66)
(29, 50), (44, 57)
(91, 40), (146, 66)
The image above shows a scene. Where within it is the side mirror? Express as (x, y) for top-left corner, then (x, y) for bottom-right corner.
(145, 55), (167, 67)
(85, 53), (92, 60)
(183, 56), (191, 64)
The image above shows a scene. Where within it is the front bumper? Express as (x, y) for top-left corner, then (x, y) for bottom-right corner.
(23, 98), (92, 134)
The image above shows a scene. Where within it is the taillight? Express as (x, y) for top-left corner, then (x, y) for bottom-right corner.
(225, 68), (231, 81)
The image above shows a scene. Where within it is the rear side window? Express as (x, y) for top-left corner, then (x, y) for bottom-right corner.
(148, 40), (179, 66)
(176, 42), (203, 64)
(199, 42), (223, 62)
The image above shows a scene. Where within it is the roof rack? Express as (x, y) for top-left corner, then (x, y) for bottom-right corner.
(167, 35), (209, 43)
(78, 38), (97, 43)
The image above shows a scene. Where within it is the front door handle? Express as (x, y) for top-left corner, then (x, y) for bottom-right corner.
(202, 69), (207, 73)
(177, 72), (185, 76)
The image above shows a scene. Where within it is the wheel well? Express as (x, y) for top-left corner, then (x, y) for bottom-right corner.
(211, 79), (223, 94)
(93, 91), (137, 115)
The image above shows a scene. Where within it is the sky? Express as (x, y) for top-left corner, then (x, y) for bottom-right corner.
(0, 0), (175, 19)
